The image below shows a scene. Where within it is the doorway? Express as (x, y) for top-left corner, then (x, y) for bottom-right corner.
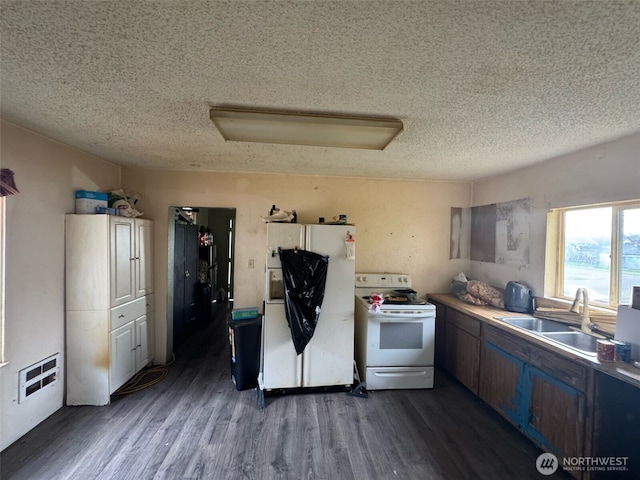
(167, 206), (236, 352)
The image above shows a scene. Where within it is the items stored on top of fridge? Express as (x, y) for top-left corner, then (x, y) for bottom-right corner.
(262, 206), (352, 225)
(262, 204), (297, 223)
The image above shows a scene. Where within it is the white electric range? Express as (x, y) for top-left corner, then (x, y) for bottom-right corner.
(354, 273), (436, 390)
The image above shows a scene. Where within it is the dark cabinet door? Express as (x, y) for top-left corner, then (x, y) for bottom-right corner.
(183, 224), (199, 331)
(443, 310), (481, 394)
(479, 324), (587, 479)
(173, 224), (199, 347)
(527, 366), (585, 461)
(431, 300), (446, 367)
(445, 325), (480, 394)
(479, 340), (521, 424)
(173, 224), (186, 346)
(592, 372), (640, 479)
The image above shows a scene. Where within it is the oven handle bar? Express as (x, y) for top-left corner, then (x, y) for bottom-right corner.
(372, 370), (430, 377)
(369, 311), (435, 322)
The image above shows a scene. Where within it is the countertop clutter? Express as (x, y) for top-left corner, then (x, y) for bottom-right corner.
(428, 293), (640, 389)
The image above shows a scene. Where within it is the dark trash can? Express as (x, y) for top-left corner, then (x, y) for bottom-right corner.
(227, 316), (262, 391)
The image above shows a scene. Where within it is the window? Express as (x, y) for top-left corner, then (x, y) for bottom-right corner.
(557, 201), (640, 308)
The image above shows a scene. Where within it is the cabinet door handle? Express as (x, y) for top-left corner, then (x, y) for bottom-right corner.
(185, 270), (190, 278)
(119, 314), (125, 318)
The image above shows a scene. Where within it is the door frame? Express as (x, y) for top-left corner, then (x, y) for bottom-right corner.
(166, 206), (236, 356)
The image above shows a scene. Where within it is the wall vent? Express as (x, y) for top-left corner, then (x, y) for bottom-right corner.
(19, 353), (60, 403)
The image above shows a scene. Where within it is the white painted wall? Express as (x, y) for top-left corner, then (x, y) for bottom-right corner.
(122, 168), (472, 363)
(0, 121), (120, 450)
(470, 131), (640, 296)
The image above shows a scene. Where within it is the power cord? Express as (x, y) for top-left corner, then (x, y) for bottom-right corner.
(113, 354), (176, 396)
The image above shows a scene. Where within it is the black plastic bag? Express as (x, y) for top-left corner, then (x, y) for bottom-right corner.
(278, 248), (329, 355)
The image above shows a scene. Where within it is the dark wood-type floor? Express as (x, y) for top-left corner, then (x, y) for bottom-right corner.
(1, 304), (570, 480)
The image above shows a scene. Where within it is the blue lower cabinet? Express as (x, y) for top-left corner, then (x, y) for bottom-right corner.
(524, 364), (585, 459)
(480, 340), (524, 425)
(480, 338), (585, 463)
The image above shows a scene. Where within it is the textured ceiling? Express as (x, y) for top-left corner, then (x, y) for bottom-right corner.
(2, 1), (640, 181)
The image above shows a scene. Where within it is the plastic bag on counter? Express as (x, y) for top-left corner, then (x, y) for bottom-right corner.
(457, 279), (504, 308)
(450, 272), (469, 295)
(279, 248), (329, 355)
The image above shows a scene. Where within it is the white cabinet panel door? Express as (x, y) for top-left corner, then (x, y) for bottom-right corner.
(136, 219), (154, 298)
(110, 218), (135, 307)
(135, 314), (151, 370)
(110, 322), (136, 393)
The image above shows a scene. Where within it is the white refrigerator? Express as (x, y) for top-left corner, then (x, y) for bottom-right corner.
(262, 222), (356, 390)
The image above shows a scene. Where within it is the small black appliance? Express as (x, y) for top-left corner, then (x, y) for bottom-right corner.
(504, 281), (535, 313)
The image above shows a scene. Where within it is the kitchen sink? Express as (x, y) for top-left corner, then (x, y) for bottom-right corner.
(495, 316), (573, 333)
(495, 316), (599, 356)
(541, 331), (599, 356)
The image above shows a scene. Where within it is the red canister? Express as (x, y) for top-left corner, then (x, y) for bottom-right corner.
(597, 340), (615, 362)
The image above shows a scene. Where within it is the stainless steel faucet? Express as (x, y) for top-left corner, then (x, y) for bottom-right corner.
(569, 288), (596, 333)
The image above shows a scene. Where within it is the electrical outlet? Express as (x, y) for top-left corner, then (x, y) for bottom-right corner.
(248, 259), (254, 269)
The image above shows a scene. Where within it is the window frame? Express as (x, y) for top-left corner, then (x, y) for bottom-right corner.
(554, 200), (640, 309)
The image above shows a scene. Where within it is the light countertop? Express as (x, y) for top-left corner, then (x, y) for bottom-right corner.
(428, 293), (640, 389)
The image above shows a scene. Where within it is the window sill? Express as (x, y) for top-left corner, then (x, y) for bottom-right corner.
(537, 296), (617, 314)
(536, 296), (617, 336)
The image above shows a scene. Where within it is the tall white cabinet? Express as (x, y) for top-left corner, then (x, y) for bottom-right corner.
(65, 215), (154, 405)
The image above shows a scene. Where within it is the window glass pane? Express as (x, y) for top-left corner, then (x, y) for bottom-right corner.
(620, 208), (640, 305)
(563, 207), (611, 303)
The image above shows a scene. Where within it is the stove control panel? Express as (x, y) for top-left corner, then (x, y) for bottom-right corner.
(355, 273), (411, 289)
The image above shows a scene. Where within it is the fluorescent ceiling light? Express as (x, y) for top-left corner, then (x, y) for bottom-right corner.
(209, 107), (403, 150)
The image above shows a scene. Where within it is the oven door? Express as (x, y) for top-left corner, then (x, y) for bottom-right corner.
(366, 310), (435, 367)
